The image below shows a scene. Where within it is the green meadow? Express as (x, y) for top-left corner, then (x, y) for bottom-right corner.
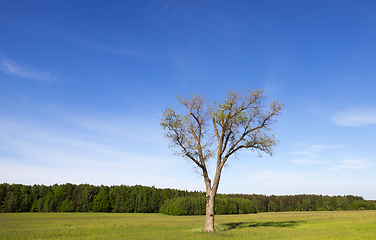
(1, 211), (375, 239)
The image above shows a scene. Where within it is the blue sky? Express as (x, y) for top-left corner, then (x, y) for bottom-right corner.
(1, 0), (376, 199)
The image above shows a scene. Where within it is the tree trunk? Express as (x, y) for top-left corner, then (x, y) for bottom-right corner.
(204, 193), (215, 232)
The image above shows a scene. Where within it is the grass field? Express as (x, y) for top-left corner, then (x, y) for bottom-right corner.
(1, 211), (375, 239)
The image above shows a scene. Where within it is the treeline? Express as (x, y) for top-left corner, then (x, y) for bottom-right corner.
(1, 183), (375, 214)
(227, 193), (376, 212)
(0, 183), (202, 213)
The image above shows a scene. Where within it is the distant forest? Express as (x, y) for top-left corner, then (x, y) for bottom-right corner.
(1, 183), (375, 214)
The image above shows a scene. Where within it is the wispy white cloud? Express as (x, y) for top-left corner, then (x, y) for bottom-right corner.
(247, 171), (311, 180)
(62, 34), (157, 60)
(331, 158), (375, 171)
(50, 108), (163, 146)
(333, 109), (376, 127)
(0, 109), (180, 186)
(289, 159), (327, 165)
(245, 171), (338, 193)
(288, 144), (338, 155)
(0, 56), (57, 82)
(288, 143), (337, 165)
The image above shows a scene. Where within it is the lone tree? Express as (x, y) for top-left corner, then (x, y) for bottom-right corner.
(160, 89), (283, 232)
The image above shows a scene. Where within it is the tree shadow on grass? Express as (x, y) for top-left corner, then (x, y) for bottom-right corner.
(222, 220), (303, 231)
